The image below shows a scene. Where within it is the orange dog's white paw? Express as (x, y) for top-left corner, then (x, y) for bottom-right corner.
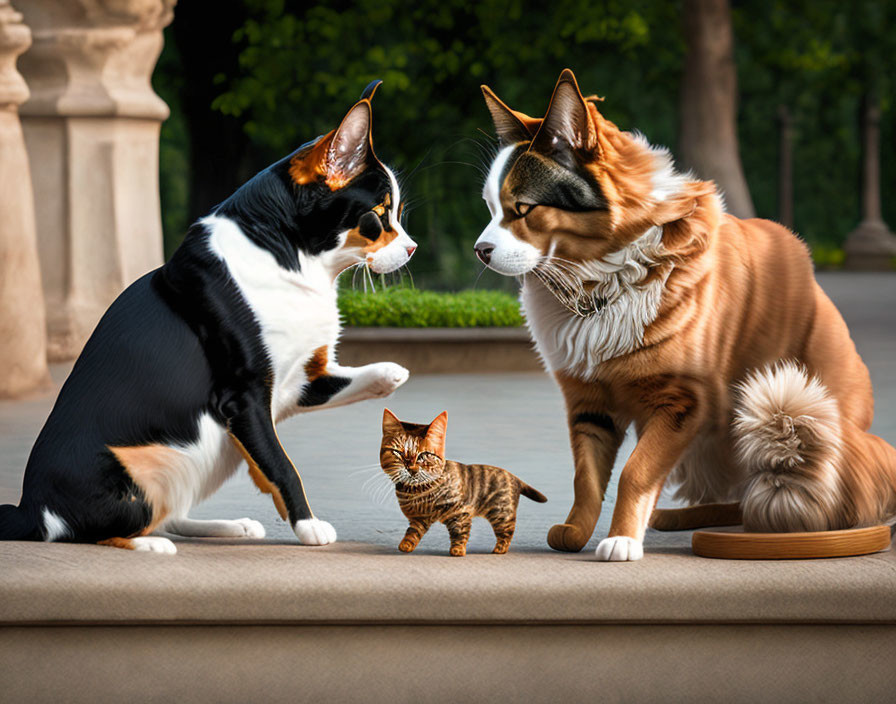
(595, 536), (643, 562)
(294, 518), (337, 546)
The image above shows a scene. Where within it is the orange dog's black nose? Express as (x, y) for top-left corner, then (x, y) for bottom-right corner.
(474, 242), (494, 265)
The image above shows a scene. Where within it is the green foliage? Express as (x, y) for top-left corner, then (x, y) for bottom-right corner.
(204, 0), (681, 289)
(154, 0), (895, 280)
(810, 245), (845, 269)
(338, 287), (524, 328)
(734, 0), (896, 248)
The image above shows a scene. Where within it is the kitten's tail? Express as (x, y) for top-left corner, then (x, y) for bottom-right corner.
(519, 482), (547, 503)
(0, 504), (39, 540)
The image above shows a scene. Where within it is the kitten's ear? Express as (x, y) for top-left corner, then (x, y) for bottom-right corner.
(383, 408), (403, 433)
(425, 411), (448, 455)
(481, 84), (540, 146)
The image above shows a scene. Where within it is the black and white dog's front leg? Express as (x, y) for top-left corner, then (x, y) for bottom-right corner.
(297, 347), (409, 411)
(228, 397), (336, 545)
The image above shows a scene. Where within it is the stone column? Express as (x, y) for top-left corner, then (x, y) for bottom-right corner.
(16, 0), (176, 360)
(844, 94), (896, 270)
(0, 0), (50, 398)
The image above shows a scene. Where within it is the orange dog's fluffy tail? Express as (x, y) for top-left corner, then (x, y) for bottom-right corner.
(733, 361), (896, 532)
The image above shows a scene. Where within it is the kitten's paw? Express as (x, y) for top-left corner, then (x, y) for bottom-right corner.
(366, 362), (410, 398)
(449, 544), (467, 557)
(294, 518), (337, 546)
(233, 517), (266, 538)
(131, 537), (177, 555)
(595, 536), (644, 562)
(547, 523), (588, 552)
(398, 539), (416, 553)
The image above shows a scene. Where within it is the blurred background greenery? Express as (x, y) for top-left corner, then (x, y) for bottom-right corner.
(152, 0), (895, 290)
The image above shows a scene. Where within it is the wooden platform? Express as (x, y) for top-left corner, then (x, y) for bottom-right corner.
(693, 525), (892, 560)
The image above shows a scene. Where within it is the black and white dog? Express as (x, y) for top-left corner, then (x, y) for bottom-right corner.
(0, 81), (416, 553)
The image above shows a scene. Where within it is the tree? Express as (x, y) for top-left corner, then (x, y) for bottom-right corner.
(678, 0), (755, 218)
(170, 2), (255, 227)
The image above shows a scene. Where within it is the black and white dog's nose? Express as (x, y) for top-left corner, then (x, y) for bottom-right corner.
(474, 242), (495, 265)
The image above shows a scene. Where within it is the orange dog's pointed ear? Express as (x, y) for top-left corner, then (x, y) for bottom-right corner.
(383, 408), (403, 433)
(425, 411), (448, 455)
(481, 85), (539, 146)
(531, 68), (596, 154)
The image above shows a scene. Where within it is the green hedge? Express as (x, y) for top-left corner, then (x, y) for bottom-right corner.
(338, 288), (524, 328)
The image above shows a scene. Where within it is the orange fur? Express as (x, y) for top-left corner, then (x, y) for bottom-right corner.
(108, 444), (173, 533)
(482, 70), (896, 552)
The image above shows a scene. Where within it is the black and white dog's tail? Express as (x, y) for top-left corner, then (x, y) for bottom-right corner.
(732, 361), (846, 532)
(0, 504), (39, 540)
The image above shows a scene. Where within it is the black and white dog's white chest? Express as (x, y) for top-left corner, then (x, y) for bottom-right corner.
(206, 215), (342, 421)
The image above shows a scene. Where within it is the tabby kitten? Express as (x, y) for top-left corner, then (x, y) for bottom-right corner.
(380, 409), (547, 556)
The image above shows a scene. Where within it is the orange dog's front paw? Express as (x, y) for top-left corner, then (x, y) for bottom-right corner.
(547, 523), (588, 552)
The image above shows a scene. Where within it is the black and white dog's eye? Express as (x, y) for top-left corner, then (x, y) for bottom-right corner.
(358, 211), (383, 239)
(515, 202), (537, 217)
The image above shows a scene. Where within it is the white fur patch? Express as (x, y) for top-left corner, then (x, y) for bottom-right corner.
(206, 214), (342, 421)
(42, 508), (70, 542)
(522, 227), (670, 378)
(294, 518), (337, 545)
(595, 536), (644, 562)
(164, 517), (266, 538)
(131, 536), (178, 554)
(137, 413), (243, 522)
(367, 167), (417, 274)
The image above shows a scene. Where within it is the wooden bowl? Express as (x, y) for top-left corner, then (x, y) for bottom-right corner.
(692, 525), (892, 560)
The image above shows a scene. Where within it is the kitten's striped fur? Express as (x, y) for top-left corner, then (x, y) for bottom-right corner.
(380, 409), (547, 556)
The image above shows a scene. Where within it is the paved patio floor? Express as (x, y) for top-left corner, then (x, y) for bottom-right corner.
(1, 272), (894, 556)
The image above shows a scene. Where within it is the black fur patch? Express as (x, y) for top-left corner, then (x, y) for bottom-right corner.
(298, 376), (352, 407)
(572, 412), (616, 434)
(213, 143), (393, 272)
(500, 144), (606, 212)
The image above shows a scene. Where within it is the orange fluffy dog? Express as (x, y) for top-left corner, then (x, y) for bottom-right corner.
(474, 69), (896, 561)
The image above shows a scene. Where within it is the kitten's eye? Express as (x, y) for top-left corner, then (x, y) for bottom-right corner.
(515, 202), (537, 217)
(358, 211), (383, 239)
(417, 452), (438, 464)
(390, 449), (402, 457)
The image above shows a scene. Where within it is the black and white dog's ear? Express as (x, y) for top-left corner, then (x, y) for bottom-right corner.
(326, 100), (375, 187)
(481, 85), (538, 146)
(360, 79), (383, 101)
(531, 69), (596, 154)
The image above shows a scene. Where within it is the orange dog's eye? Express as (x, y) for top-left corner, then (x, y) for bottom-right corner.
(515, 202), (537, 217)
